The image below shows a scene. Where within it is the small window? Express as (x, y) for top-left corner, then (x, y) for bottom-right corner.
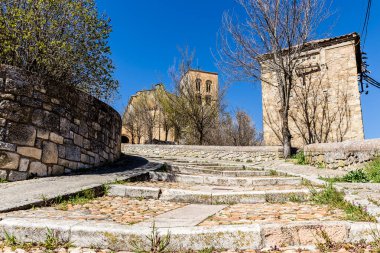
(196, 78), (201, 92)
(196, 94), (202, 105)
(205, 95), (211, 105)
(206, 80), (212, 93)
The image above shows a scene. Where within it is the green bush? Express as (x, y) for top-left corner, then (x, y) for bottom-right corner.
(342, 169), (369, 183)
(321, 158), (380, 184)
(365, 158), (380, 183)
(291, 151), (306, 165)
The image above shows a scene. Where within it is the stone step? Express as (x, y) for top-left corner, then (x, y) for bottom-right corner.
(169, 166), (279, 177)
(171, 164), (261, 171)
(159, 188), (310, 204)
(107, 185), (311, 204)
(149, 172), (301, 187)
(1, 217), (373, 251)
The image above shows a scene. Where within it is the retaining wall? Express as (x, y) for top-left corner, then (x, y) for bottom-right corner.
(304, 139), (380, 170)
(123, 144), (284, 162)
(0, 65), (121, 181)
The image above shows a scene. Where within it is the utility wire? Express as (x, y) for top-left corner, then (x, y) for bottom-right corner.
(361, 0), (372, 49)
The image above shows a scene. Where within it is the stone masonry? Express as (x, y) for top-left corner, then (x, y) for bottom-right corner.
(0, 65), (121, 181)
(304, 138), (380, 170)
(262, 33), (364, 147)
(124, 144), (283, 162)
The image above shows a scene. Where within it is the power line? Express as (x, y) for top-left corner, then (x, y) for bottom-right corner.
(361, 0), (372, 49)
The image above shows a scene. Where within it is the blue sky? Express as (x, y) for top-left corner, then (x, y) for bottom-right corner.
(95, 0), (380, 139)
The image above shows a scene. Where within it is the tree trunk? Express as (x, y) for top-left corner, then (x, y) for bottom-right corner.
(282, 112), (292, 158)
(199, 132), (204, 145)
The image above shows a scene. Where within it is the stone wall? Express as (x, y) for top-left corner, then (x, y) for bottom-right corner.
(123, 144), (283, 162)
(0, 65), (121, 181)
(304, 139), (380, 170)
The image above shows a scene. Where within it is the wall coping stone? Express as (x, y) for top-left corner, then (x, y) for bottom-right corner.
(124, 144), (283, 152)
(304, 139), (380, 153)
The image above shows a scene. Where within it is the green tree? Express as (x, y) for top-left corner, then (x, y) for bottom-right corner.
(0, 0), (118, 101)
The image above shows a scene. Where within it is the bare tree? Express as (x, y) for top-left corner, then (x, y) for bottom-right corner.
(264, 69), (352, 146)
(217, 0), (330, 157)
(291, 74), (351, 144)
(133, 92), (159, 144)
(232, 110), (259, 146)
(122, 109), (136, 144)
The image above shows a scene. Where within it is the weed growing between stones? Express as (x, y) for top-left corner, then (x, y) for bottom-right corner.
(55, 188), (96, 211)
(365, 157), (380, 182)
(315, 228), (380, 252)
(290, 152), (307, 165)
(269, 170), (278, 176)
(2, 228), (72, 251)
(320, 157), (380, 183)
(0, 178), (8, 183)
(309, 183), (375, 222)
(130, 222), (171, 253)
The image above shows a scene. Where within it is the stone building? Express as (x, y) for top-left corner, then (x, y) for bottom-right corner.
(262, 33), (365, 147)
(122, 69), (219, 144)
(180, 69), (219, 106)
(121, 84), (176, 144)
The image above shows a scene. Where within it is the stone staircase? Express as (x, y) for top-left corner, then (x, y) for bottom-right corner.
(109, 160), (312, 205)
(1, 153), (379, 252)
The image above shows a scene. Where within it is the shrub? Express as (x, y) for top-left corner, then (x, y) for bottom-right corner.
(342, 169), (369, 183)
(365, 157), (380, 183)
(0, 0), (118, 101)
(291, 151), (306, 165)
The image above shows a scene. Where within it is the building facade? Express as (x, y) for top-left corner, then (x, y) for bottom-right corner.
(122, 69), (219, 144)
(262, 33), (365, 147)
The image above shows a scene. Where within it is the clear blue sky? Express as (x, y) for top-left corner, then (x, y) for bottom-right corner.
(95, 0), (380, 139)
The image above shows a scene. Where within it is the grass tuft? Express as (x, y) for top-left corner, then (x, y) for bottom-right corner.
(55, 189), (96, 211)
(310, 183), (375, 222)
(291, 152), (307, 165)
(321, 157), (380, 183)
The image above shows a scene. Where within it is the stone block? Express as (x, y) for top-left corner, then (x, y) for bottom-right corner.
(0, 169), (7, 180)
(29, 162), (47, 177)
(65, 145), (81, 162)
(74, 134), (83, 147)
(37, 129), (49, 140)
(0, 151), (20, 170)
(17, 147), (42, 160)
(0, 141), (16, 152)
(8, 171), (28, 181)
(6, 123), (36, 146)
(49, 133), (64, 144)
(58, 145), (65, 158)
(42, 141), (58, 164)
(19, 158), (30, 172)
(0, 118), (6, 127)
(51, 165), (64, 176)
(81, 154), (89, 163)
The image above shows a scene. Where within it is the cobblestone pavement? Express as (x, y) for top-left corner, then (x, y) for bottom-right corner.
(199, 203), (345, 226)
(1, 196), (185, 225)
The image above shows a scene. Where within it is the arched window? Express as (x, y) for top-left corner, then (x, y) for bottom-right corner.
(195, 78), (201, 92)
(206, 80), (212, 93)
